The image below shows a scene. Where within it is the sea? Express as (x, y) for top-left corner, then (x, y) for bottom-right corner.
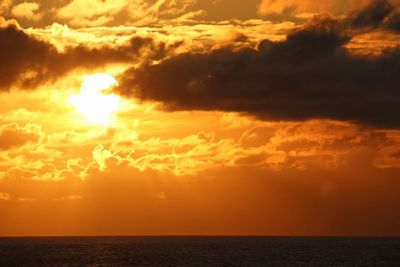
(0, 236), (399, 266)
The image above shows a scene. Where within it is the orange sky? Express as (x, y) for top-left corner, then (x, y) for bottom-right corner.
(0, 0), (400, 236)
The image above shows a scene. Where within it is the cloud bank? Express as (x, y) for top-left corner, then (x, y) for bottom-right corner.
(117, 13), (400, 128)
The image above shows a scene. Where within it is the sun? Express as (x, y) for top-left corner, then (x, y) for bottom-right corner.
(69, 74), (121, 125)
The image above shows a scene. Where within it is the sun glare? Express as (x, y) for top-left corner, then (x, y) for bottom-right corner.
(69, 74), (121, 125)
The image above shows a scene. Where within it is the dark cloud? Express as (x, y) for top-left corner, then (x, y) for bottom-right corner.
(350, 0), (393, 28)
(386, 10), (400, 31)
(0, 22), (174, 90)
(348, 0), (400, 32)
(117, 18), (400, 128)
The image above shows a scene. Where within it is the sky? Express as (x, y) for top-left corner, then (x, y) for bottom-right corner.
(0, 0), (400, 236)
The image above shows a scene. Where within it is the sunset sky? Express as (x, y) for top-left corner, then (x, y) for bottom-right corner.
(1, 0), (400, 236)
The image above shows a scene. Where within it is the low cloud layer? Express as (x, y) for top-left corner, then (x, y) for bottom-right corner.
(117, 16), (400, 128)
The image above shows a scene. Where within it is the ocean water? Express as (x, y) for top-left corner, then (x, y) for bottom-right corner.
(0, 237), (399, 266)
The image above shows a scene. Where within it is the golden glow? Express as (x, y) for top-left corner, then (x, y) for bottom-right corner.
(69, 74), (120, 125)
(2, 0), (400, 238)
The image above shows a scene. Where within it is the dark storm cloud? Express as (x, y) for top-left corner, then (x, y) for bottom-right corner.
(350, 0), (393, 28)
(0, 23), (173, 90)
(349, 0), (400, 32)
(117, 18), (400, 128)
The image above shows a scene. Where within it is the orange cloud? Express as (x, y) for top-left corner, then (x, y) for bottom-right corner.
(57, 0), (128, 26)
(0, 192), (10, 201)
(55, 0), (201, 27)
(0, 123), (42, 151)
(257, 0), (370, 17)
(11, 2), (43, 21)
(0, 0), (13, 14)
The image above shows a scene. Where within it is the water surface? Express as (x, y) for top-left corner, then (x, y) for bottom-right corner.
(0, 236), (399, 266)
